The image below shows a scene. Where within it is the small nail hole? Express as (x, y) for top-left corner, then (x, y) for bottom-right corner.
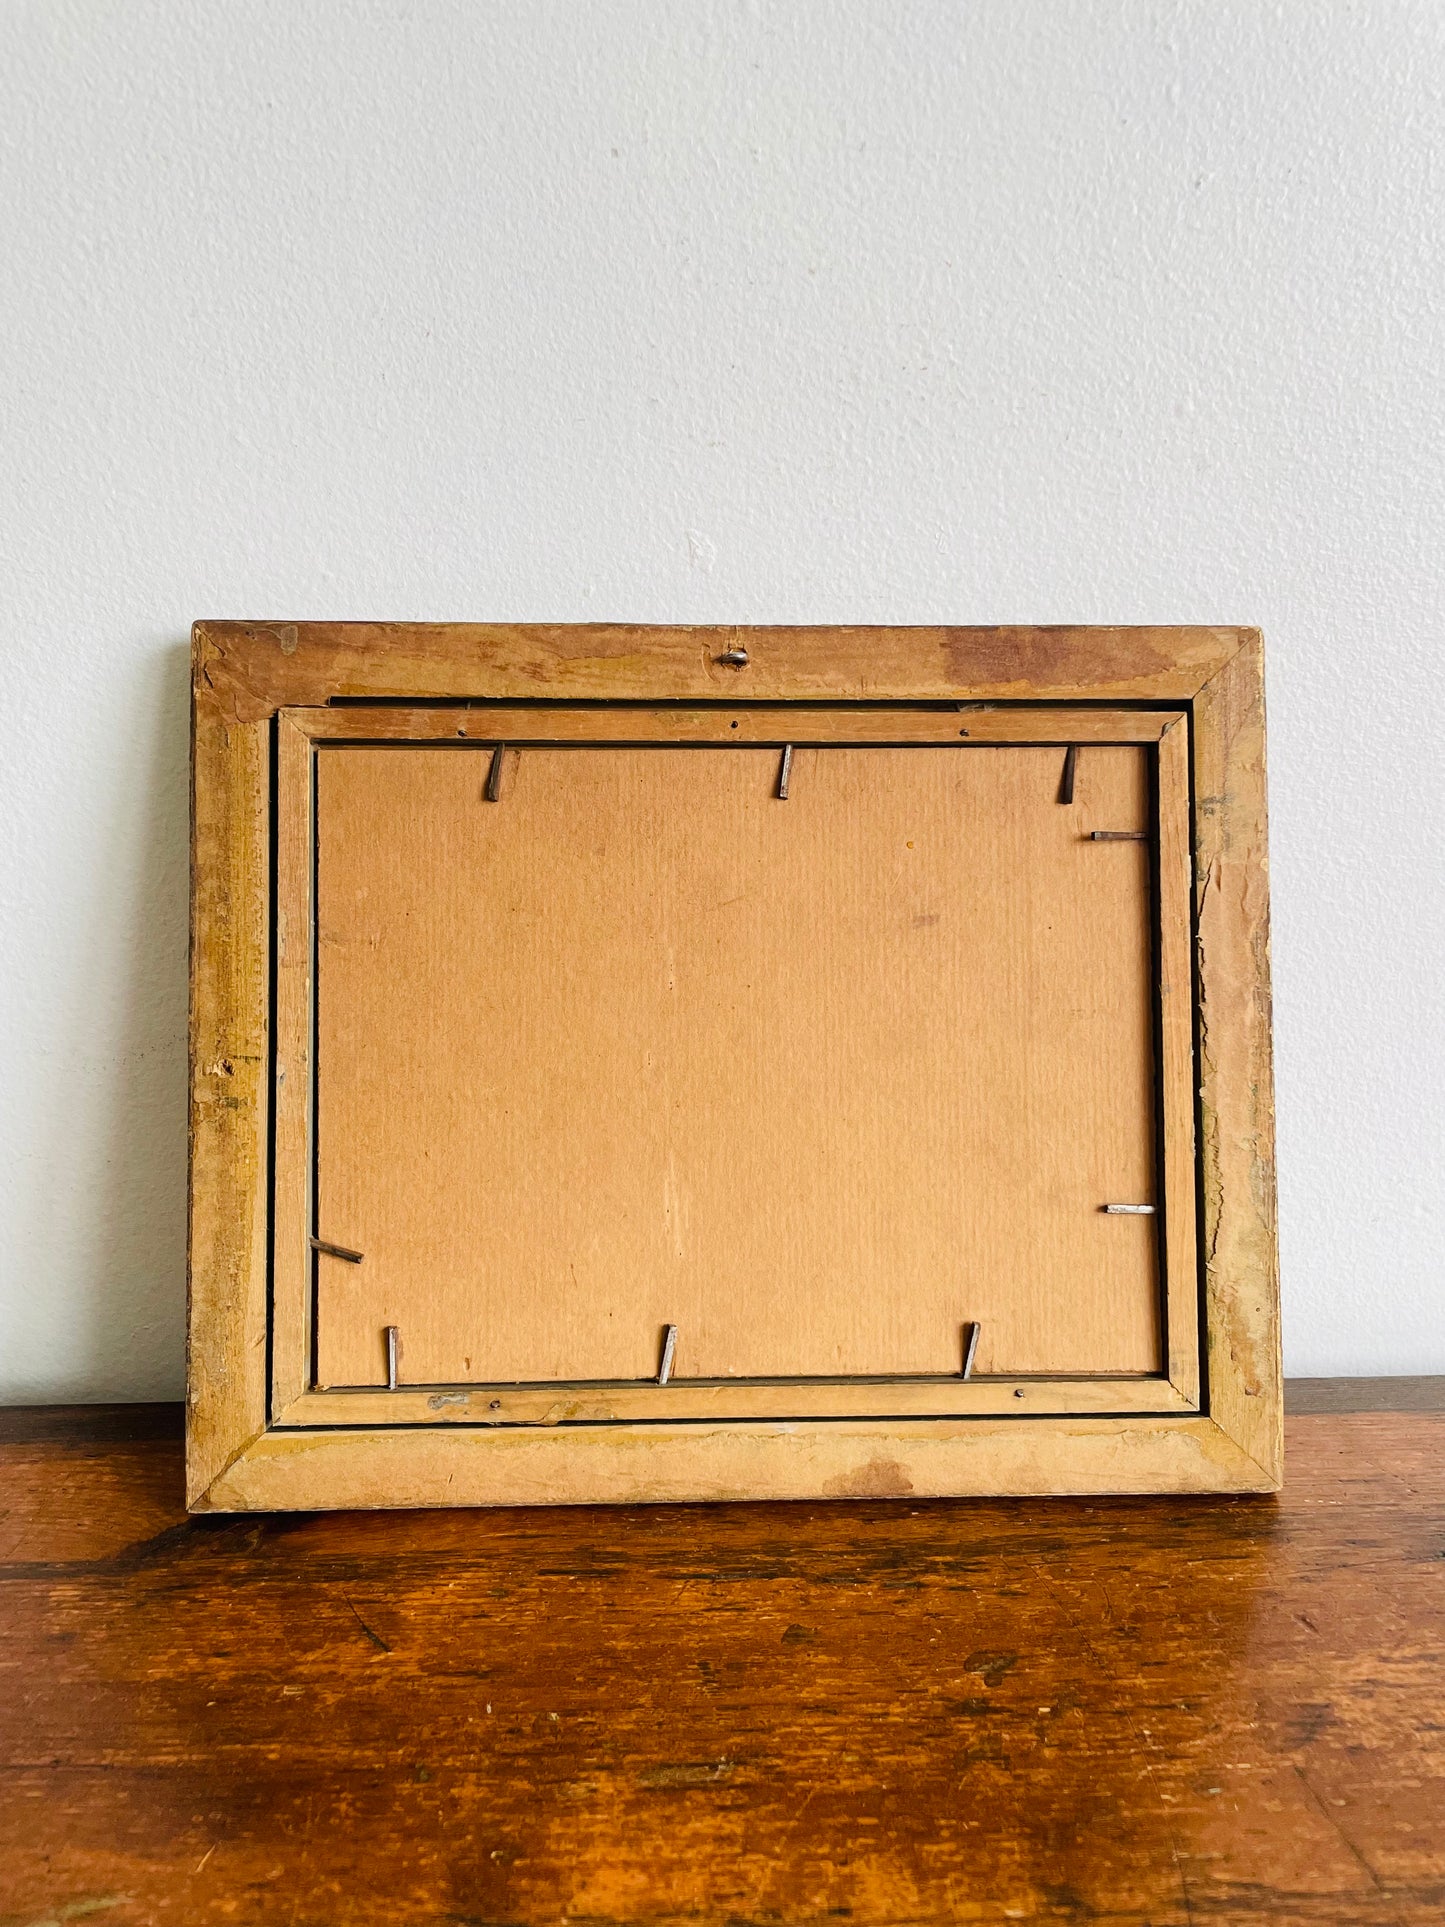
(730, 720), (739, 729)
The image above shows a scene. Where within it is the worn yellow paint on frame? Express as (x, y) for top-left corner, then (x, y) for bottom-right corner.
(188, 624), (1279, 1509)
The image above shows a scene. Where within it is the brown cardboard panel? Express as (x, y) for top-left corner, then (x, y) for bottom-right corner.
(314, 743), (1156, 1387)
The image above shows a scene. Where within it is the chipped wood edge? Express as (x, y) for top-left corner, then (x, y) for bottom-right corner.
(193, 622), (1250, 722)
(1192, 631), (1282, 1485)
(194, 1414), (1278, 1511)
(187, 645), (270, 1504)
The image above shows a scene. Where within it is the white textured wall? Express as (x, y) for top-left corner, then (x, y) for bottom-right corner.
(2, 2), (1441, 1399)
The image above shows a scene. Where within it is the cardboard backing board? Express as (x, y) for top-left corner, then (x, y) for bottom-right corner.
(313, 741), (1159, 1389)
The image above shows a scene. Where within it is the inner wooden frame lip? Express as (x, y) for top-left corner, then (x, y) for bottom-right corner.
(273, 701), (1197, 1425)
(288, 1377), (1199, 1432)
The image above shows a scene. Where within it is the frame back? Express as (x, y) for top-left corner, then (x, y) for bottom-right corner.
(188, 625), (1280, 1509)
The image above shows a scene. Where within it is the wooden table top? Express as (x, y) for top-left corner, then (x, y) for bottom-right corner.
(0, 1394), (1441, 1925)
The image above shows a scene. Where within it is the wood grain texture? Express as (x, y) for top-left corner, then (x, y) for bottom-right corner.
(189, 622), (1274, 1508)
(0, 1403), (184, 1444)
(186, 679), (269, 1504)
(1193, 635), (1281, 1483)
(1286, 1375), (1445, 1414)
(0, 1410), (1439, 1927)
(313, 741), (1158, 1387)
(269, 717), (313, 1419)
(1156, 718), (1199, 1401)
(201, 1413), (1273, 1510)
(290, 703), (1187, 745)
(283, 1374), (1197, 1427)
(194, 621), (1249, 722)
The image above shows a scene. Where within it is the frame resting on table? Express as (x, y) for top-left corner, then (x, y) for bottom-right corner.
(188, 622), (1280, 1511)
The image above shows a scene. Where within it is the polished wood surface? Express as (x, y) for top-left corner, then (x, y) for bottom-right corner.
(1, 1398), (1440, 1925)
(1285, 1374), (1445, 1413)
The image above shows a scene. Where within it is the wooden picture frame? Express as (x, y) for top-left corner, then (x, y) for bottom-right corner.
(188, 623), (1279, 1509)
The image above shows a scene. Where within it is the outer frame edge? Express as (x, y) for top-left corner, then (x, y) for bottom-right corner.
(185, 623), (1278, 1511)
